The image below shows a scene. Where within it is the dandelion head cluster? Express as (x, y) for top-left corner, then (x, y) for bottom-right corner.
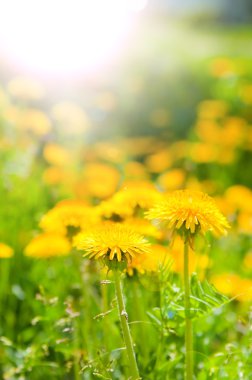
(73, 222), (150, 264)
(127, 244), (170, 276)
(146, 189), (230, 237)
(40, 200), (100, 236)
(98, 181), (164, 220)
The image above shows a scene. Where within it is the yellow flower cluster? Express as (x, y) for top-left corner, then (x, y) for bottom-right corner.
(24, 187), (230, 275)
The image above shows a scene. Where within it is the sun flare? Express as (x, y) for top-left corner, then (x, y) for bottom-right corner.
(0, 0), (147, 75)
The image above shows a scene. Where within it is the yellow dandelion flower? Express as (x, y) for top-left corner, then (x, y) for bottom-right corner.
(189, 142), (218, 163)
(197, 100), (228, 119)
(186, 178), (217, 195)
(211, 273), (238, 295)
(211, 273), (252, 303)
(124, 161), (149, 181)
(114, 181), (164, 211)
(43, 143), (70, 166)
(42, 167), (70, 185)
(221, 117), (246, 148)
(24, 233), (71, 258)
(235, 279), (252, 302)
(225, 185), (252, 213)
(209, 57), (235, 78)
(195, 120), (222, 144)
(0, 243), (14, 258)
(170, 140), (189, 160)
(157, 169), (185, 191)
(98, 182), (164, 220)
(40, 200), (100, 236)
(237, 212), (252, 234)
(98, 197), (133, 220)
(218, 148), (236, 164)
(146, 189), (230, 237)
(82, 163), (120, 199)
(145, 149), (172, 173)
(122, 218), (163, 239)
(127, 244), (171, 276)
(73, 223), (150, 263)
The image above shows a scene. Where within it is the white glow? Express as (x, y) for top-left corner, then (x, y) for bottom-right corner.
(0, 0), (147, 75)
(127, 0), (148, 12)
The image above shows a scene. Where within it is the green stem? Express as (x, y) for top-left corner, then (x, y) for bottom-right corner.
(101, 281), (110, 351)
(132, 279), (148, 363)
(114, 270), (140, 380)
(184, 240), (193, 380)
(0, 259), (10, 327)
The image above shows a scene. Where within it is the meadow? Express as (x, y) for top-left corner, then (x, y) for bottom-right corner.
(0, 19), (252, 380)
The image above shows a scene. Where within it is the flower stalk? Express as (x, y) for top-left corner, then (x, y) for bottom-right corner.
(114, 270), (140, 380)
(184, 238), (193, 380)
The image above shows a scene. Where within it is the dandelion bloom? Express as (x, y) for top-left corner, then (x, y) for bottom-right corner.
(122, 217), (162, 239)
(98, 181), (164, 220)
(82, 163), (120, 199)
(24, 233), (71, 258)
(40, 200), (100, 236)
(127, 244), (170, 276)
(146, 189), (230, 237)
(157, 169), (185, 191)
(43, 143), (70, 166)
(73, 223), (150, 263)
(211, 273), (252, 303)
(42, 167), (69, 185)
(0, 243), (14, 258)
(145, 149), (172, 173)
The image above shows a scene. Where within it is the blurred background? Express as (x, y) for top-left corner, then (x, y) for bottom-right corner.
(1, 0), (252, 232)
(1, 0), (252, 139)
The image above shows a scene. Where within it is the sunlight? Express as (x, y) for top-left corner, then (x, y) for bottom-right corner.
(0, 0), (147, 75)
